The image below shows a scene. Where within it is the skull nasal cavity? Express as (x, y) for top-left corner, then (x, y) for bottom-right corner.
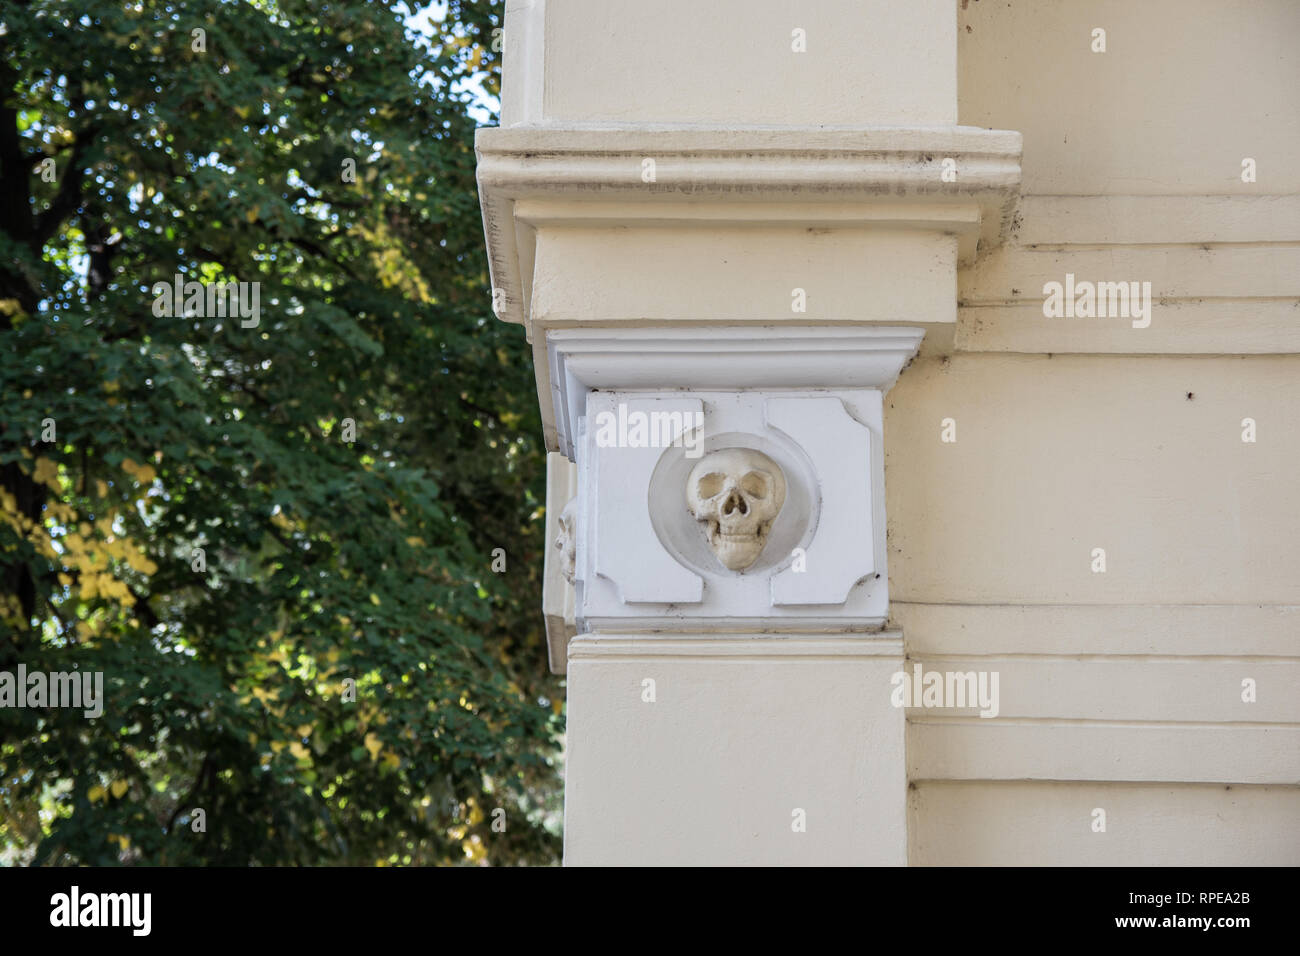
(723, 489), (748, 516)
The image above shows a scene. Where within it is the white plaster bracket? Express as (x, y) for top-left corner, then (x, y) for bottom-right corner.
(555, 326), (921, 634)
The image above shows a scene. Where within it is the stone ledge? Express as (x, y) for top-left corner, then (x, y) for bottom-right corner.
(546, 325), (924, 457)
(477, 125), (1022, 328)
(568, 632), (904, 662)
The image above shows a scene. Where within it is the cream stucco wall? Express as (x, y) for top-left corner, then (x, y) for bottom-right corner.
(889, 0), (1300, 865)
(485, 0), (1299, 865)
(503, 0), (956, 127)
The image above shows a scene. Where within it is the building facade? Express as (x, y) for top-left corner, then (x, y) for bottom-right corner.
(478, 0), (1300, 865)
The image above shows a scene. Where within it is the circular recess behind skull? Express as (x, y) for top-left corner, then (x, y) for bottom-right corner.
(685, 448), (787, 571)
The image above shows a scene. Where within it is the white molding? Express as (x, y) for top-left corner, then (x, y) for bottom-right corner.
(568, 632), (904, 661)
(546, 325), (924, 458)
(477, 125), (1023, 327)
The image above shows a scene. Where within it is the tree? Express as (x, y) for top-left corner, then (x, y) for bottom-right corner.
(0, 0), (562, 865)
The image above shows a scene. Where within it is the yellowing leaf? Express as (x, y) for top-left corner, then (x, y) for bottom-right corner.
(88, 784), (107, 803)
(363, 732), (382, 762)
(110, 780), (128, 799)
(369, 593), (381, 606)
(462, 835), (486, 863)
(32, 457), (59, 488)
(289, 741), (310, 760)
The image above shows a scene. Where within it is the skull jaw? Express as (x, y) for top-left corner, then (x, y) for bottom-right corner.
(708, 526), (765, 571)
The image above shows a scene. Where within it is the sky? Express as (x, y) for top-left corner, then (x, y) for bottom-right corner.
(401, 0), (500, 125)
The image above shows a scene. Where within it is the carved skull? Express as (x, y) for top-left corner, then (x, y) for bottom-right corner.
(686, 448), (786, 571)
(554, 497), (577, 585)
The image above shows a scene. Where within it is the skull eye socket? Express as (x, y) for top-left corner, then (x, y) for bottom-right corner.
(740, 471), (769, 498)
(696, 473), (726, 499)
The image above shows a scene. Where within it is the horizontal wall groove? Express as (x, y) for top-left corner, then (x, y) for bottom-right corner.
(906, 653), (1300, 662)
(908, 778), (1299, 789)
(908, 717), (1298, 729)
(891, 602), (1300, 609)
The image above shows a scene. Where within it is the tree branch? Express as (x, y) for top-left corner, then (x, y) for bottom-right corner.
(166, 752), (213, 834)
(32, 124), (100, 248)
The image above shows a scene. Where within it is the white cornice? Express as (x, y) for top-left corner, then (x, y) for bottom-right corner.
(546, 325), (924, 458)
(476, 125), (1023, 328)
